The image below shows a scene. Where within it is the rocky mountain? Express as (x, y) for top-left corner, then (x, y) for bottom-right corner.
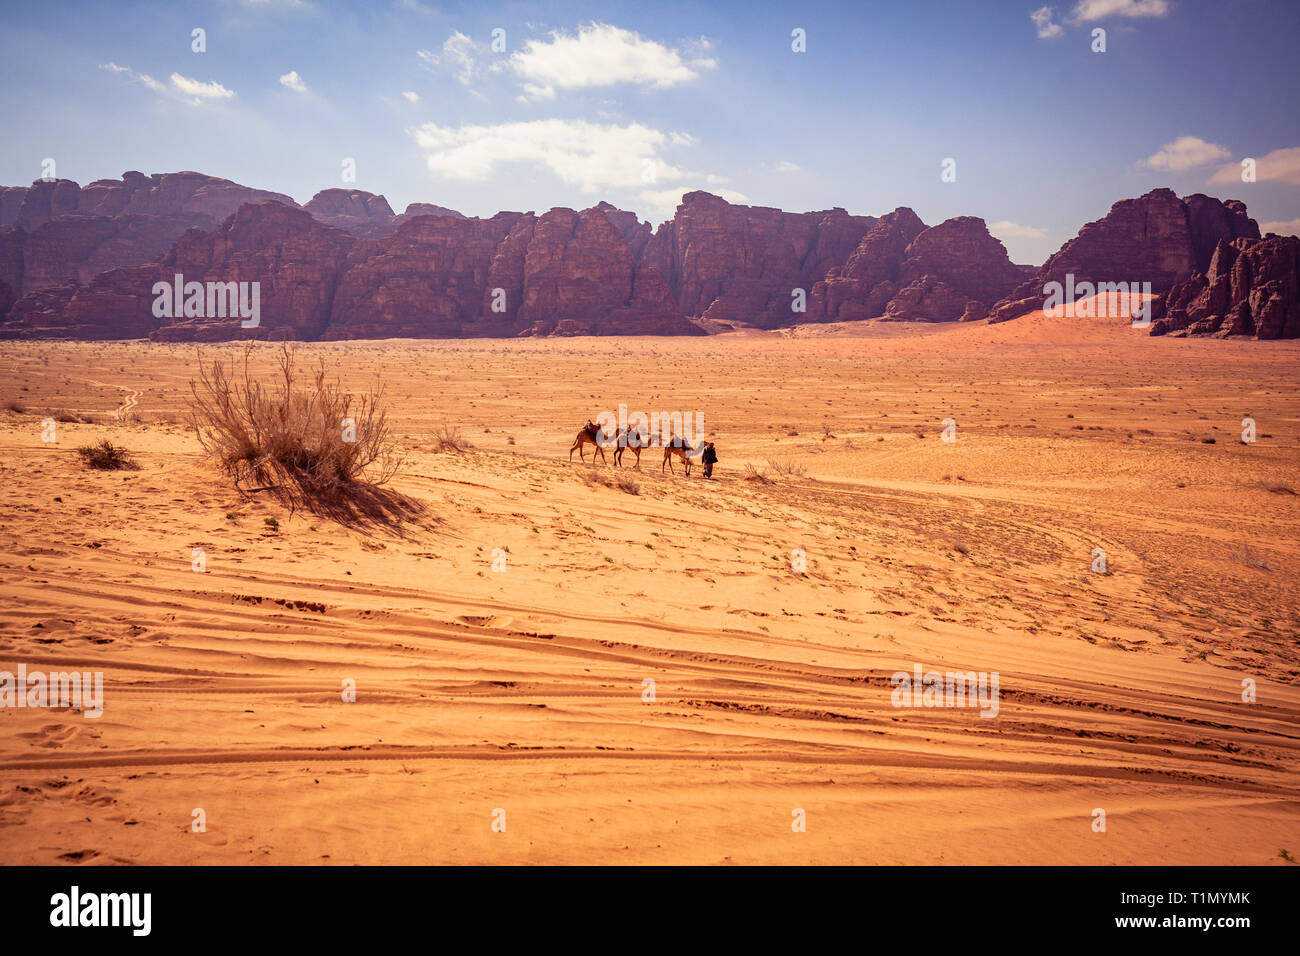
(641, 191), (876, 329)
(0, 170), (1285, 340)
(0, 171), (297, 307)
(1150, 235), (1300, 339)
(986, 188), (1259, 323)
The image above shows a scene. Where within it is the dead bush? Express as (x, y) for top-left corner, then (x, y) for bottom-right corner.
(433, 423), (472, 453)
(766, 458), (808, 477)
(188, 342), (404, 512)
(76, 439), (138, 471)
(743, 463), (773, 483)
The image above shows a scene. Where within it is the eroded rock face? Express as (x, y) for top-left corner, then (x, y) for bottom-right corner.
(324, 212), (522, 339)
(1150, 235), (1300, 339)
(399, 203), (465, 221)
(882, 276), (969, 322)
(0, 227), (25, 319)
(808, 208), (926, 322)
(987, 189), (1260, 323)
(642, 191), (875, 329)
(0, 175), (1279, 341)
(303, 189), (399, 238)
(807, 212), (1022, 322)
(514, 206), (694, 336)
(0, 172), (300, 319)
(1, 202), (353, 341)
(0, 171), (297, 228)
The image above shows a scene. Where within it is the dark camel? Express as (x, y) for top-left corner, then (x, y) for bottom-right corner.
(569, 420), (608, 463)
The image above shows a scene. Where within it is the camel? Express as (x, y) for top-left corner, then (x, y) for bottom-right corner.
(662, 437), (703, 475)
(613, 427), (649, 468)
(569, 421), (609, 464)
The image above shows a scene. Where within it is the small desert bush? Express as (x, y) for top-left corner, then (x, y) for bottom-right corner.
(581, 469), (639, 495)
(189, 342), (402, 509)
(76, 439), (138, 470)
(743, 463), (772, 483)
(766, 458), (808, 477)
(433, 423), (472, 453)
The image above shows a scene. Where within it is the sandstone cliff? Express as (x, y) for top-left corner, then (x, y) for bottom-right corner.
(986, 189), (1259, 323)
(1150, 235), (1300, 339)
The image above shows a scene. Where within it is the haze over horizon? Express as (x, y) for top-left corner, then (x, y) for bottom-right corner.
(2, 0), (1299, 264)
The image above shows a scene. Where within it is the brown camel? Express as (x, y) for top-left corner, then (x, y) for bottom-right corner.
(569, 420), (608, 464)
(613, 426), (648, 468)
(661, 437), (701, 476)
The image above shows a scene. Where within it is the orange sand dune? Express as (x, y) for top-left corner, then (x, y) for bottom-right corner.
(0, 324), (1297, 865)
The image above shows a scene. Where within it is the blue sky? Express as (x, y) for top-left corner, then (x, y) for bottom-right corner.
(1, 0), (1297, 264)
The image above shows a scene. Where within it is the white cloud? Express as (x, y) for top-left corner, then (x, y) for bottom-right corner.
(508, 22), (715, 101)
(1210, 146), (1300, 185)
(773, 160), (801, 174)
(988, 220), (1048, 240)
(1031, 7), (1065, 39)
(100, 63), (235, 105)
(402, 90), (420, 104)
(1140, 135), (1231, 172)
(279, 70), (307, 93)
(410, 118), (701, 193)
(1259, 218), (1300, 237)
(418, 31), (481, 86)
(1072, 0), (1170, 20)
(169, 73), (237, 101)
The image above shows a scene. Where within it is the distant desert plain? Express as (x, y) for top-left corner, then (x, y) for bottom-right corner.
(1, 306), (1298, 865)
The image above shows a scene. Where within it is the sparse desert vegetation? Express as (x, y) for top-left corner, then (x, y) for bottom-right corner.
(1, 329), (1298, 866)
(188, 342), (404, 513)
(75, 438), (138, 470)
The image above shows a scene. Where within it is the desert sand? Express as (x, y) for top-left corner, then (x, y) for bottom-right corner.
(1, 310), (1298, 865)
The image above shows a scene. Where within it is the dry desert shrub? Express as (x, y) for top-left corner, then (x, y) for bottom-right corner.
(189, 342), (406, 516)
(743, 463), (773, 483)
(580, 469), (639, 495)
(76, 439), (138, 470)
(766, 458), (808, 477)
(433, 423), (472, 453)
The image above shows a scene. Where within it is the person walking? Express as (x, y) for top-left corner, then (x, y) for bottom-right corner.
(701, 441), (718, 478)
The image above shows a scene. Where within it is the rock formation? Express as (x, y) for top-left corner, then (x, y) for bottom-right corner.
(1150, 235), (1300, 339)
(986, 188), (1259, 323)
(0, 170), (1288, 340)
(0, 172), (298, 319)
(302, 189), (399, 238)
(642, 191), (875, 329)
